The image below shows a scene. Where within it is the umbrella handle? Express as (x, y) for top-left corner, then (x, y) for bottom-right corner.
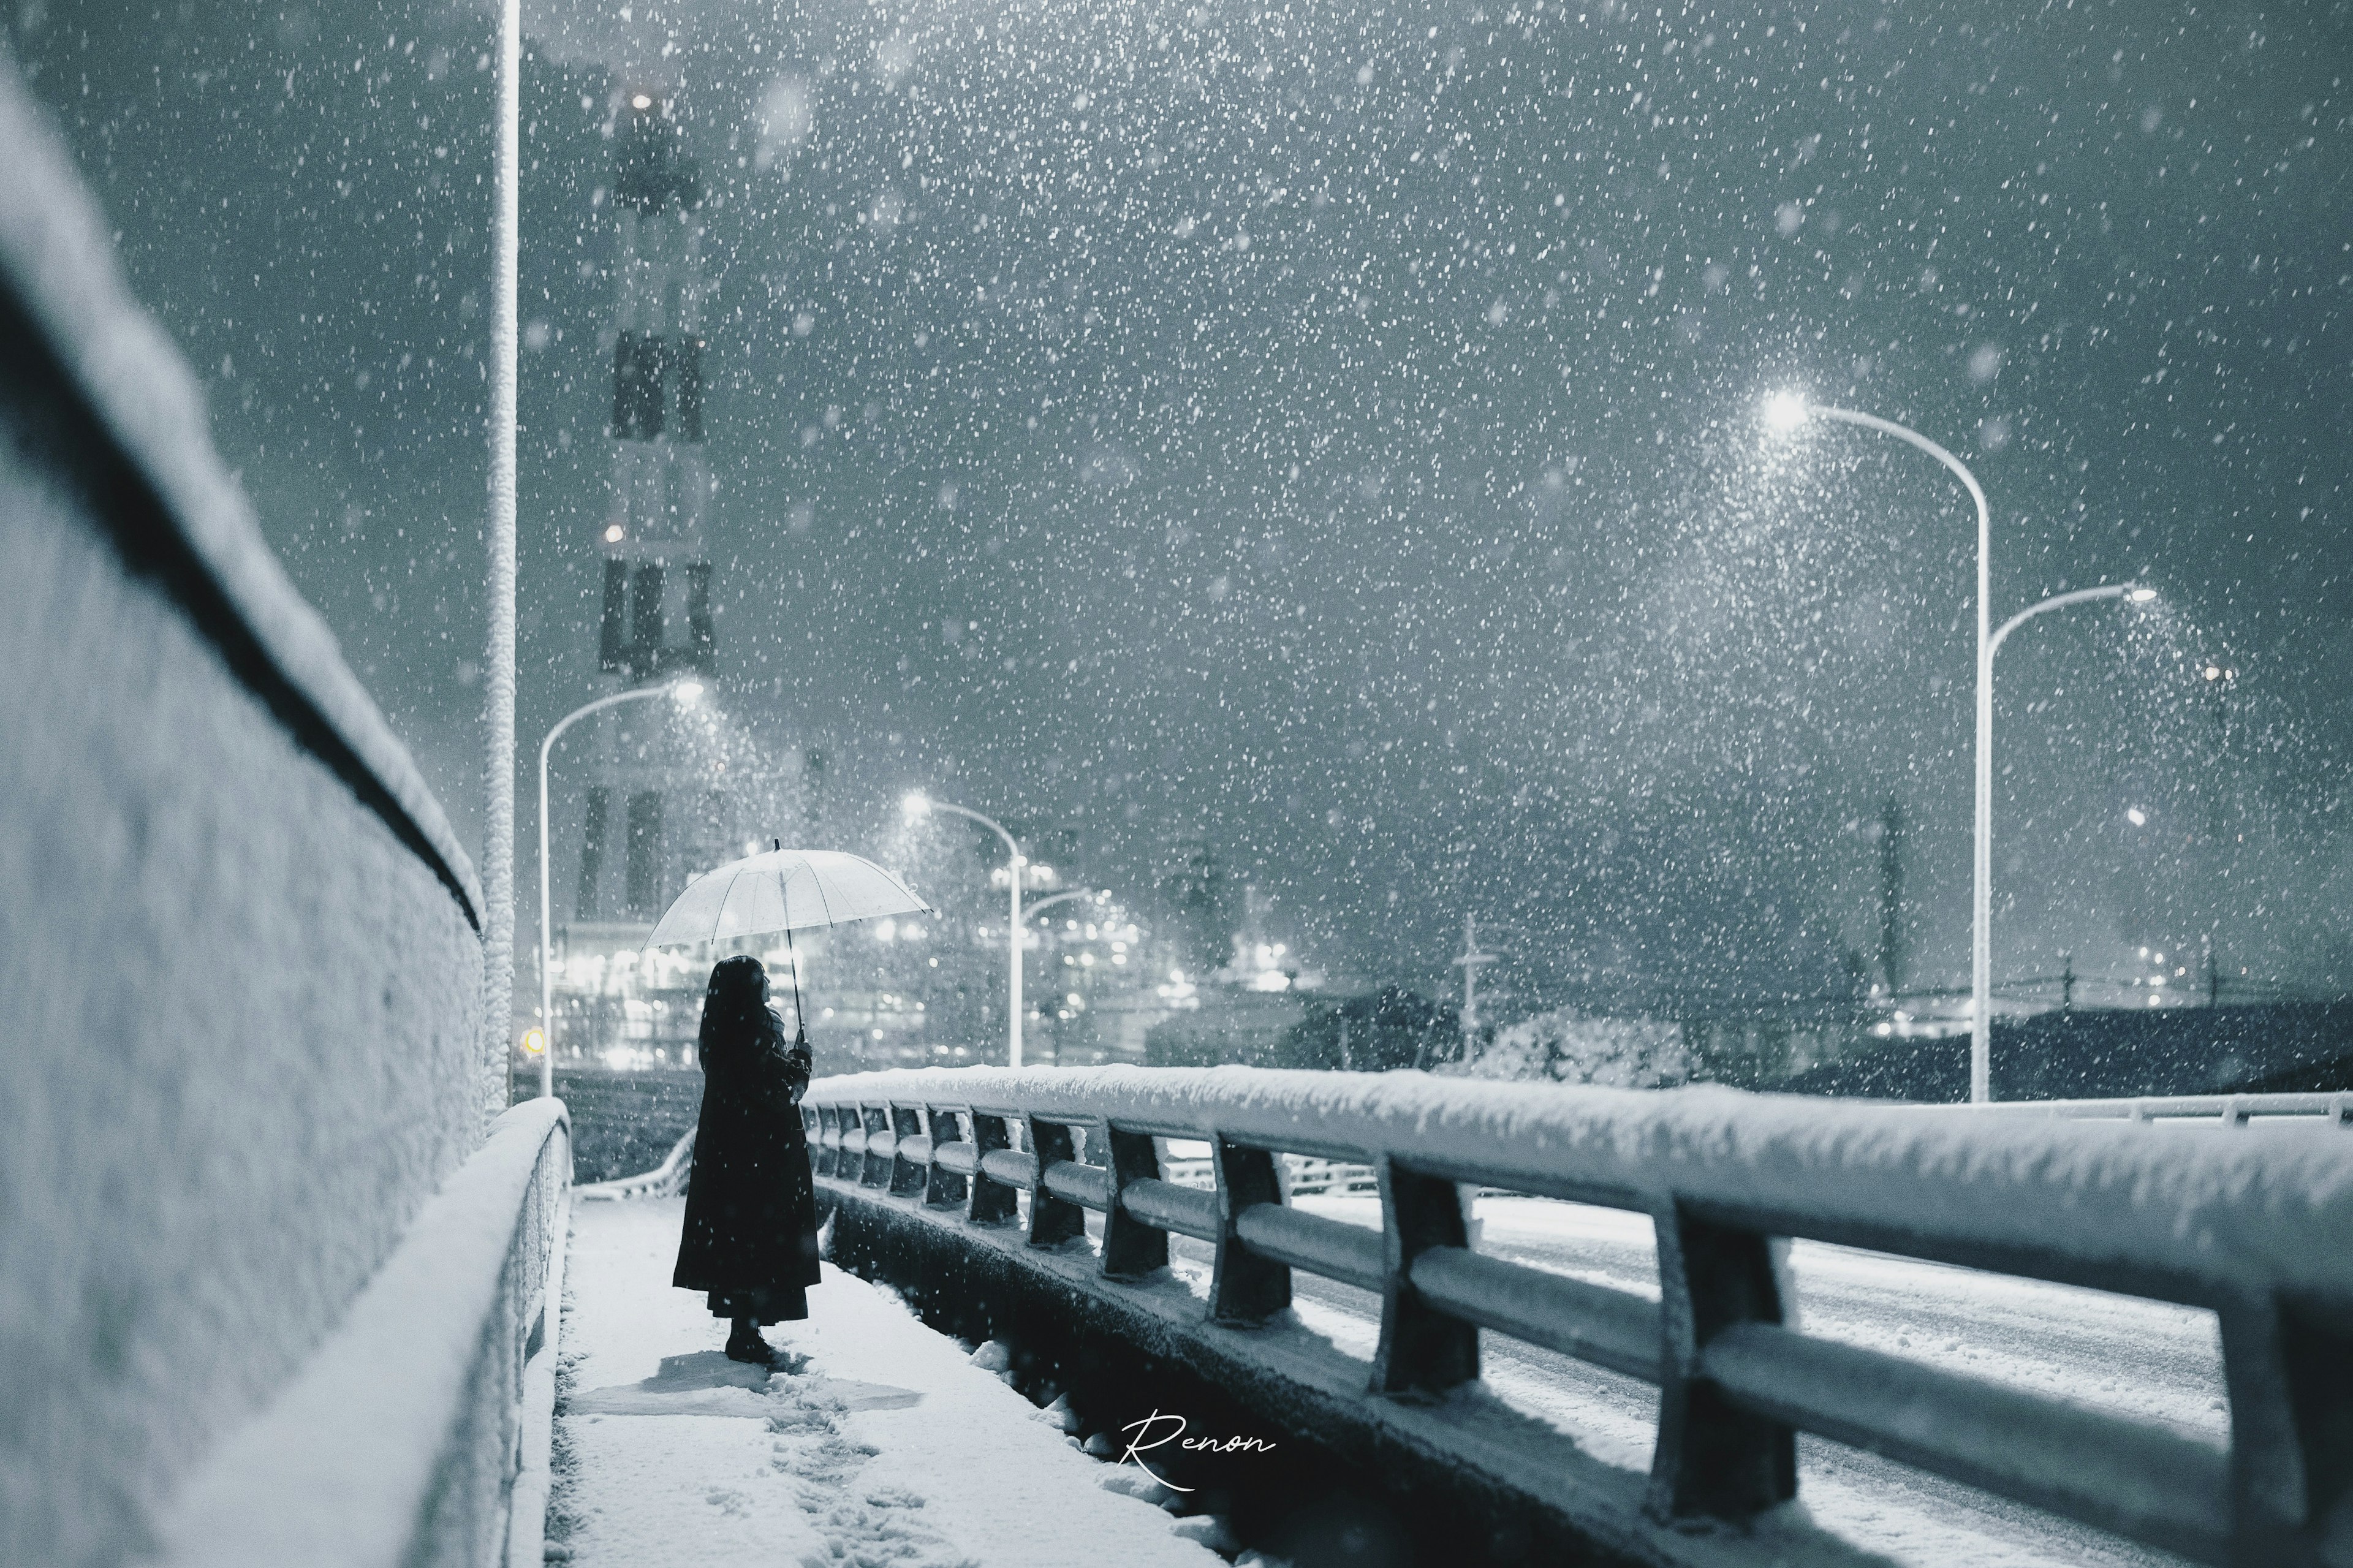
(784, 919), (806, 1037)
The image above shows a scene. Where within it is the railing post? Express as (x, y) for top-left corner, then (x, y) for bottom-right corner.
(1099, 1124), (1169, 1280)
(1647, 1204), (1796, 1521)
(808, 1105), (835, 1178)
(923, 1105), (969, 1209)
(1025, 1116), (1088, 1246)
(967, 1111), (1020, 1225)
(1371, 1157), (1477, 1398)
(889, 1104), (926, 1195)
(2218, 1295), (2353, 1566)
(1210, 1136), (1290, 1324)
(860, 1104), (890, 1187)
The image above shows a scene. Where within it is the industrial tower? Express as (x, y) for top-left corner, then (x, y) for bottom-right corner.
(576, 92), (717, 923)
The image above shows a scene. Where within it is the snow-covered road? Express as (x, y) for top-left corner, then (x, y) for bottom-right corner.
(550, 1197), (1227, 1568)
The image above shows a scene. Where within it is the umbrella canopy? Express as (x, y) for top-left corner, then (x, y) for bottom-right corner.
(645, 847), (933, 949)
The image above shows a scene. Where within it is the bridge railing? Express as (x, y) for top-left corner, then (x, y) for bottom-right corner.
(1944, 1090), (2353, 1128)
(156, 1099), (572, 1568)
(802, 1067), (2353, 1567)
(577, 1125), (697, 1201)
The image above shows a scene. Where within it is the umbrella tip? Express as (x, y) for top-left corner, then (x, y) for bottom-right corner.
(773, 838), (781, 852)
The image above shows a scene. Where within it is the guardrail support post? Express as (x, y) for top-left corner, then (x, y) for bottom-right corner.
(889, 1105), (926, 1195)
(1099, 1126), (1169, 1280)
(2219, 1296), (2353, 1566)
(808, 1106), (835, 1178)
(860, 1104), (890, 1187)
(968, 1112), (1020, 1225)
(1372, 1158), (1477, 1399)
(1026, 1116), (1088, 1246)
(923, 1106), (969, 1209)
(1210, 1137), (1290, 1324)
(1647, 1205), (1795, 1522)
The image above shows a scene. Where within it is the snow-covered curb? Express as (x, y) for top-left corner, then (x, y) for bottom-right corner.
(154, 1099), (570, 1568)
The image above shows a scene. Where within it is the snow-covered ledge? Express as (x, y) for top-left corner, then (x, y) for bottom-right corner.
(155, 1099), (571, 1568)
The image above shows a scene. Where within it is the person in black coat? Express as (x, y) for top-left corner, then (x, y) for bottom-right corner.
(672, 953), (822, 1365)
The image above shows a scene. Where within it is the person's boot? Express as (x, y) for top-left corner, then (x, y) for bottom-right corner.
(724, 1316), (773, 1365)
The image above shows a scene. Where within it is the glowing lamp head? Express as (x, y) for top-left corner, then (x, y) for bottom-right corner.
(2127, 586), (2158, 603)
(669, 679), (704, 706)
(2126, 806), (2149, 827)
(522, 1028), (546, 1056)
(1761, 390), (1811, 434)
(604, 524), (626, 543)
(631, 93), (653, 110)
(901, 790), (933, 819)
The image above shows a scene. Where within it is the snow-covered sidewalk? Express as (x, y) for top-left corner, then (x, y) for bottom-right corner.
(550, 1195), (1226, 1568)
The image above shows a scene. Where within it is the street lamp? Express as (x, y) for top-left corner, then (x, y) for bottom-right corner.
(903, 791), (1030, 1067)
(1988, 583), (2158, 1025)
(1764, 391), (1996, 1100)
(536, 677), (703, 1097)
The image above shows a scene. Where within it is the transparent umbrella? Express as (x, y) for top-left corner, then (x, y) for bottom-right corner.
(646, 846), (933, 949)
(645, 845), (934, 1035)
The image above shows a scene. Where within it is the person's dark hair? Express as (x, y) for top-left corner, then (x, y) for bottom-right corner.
(700, 954), (773, 1054)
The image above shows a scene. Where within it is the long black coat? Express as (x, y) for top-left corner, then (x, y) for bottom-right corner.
(672, 982), (821, 1318)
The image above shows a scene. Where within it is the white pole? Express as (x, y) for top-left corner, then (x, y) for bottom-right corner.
(481, 0), (521, 1130)
(1009, 851), (1024, 1070)
(1803, 406), (1992, 1101)
(915, 798), (1028, 1068)
(537, 681), (701, 1093)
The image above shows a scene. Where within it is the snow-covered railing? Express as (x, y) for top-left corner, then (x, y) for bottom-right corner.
(1955, 1090), (2353, 1128)
(1159, 1149), (1377, 1195)
(155, 1099), (572, 1568)
(576, 1126), (697, 1200)
(804, 1066), (2353, 1566)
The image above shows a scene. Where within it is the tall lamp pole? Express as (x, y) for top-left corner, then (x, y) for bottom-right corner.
(536, 678), (703, 1097)
(903, 792), (1029, 1067)
(482, 0), (520, 1127)
(1764, 393), (1995, 1100)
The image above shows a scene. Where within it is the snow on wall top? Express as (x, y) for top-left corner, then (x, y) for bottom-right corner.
(808, 1065), (2353, 1305)
(0, 59), (480, 925)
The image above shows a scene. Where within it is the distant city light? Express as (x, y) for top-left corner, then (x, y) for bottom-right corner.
(2126, 806), (2148, 826)
(2204, 665), (2222, 681)
(1761, 389), (1810, 433)
(521, 1028), (545, 1056)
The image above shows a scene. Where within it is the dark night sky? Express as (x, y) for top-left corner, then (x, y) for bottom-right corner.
(13, 0), (2351, 1010)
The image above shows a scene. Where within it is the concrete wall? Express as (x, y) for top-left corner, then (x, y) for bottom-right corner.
(0, 62), (488, 1568)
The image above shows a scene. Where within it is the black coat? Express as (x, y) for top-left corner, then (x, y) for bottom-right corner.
(672, 994), (821, 1310)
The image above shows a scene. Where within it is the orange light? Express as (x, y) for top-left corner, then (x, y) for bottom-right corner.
(522, 1028), (547, 1056)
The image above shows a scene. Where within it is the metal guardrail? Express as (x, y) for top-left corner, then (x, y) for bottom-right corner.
(801, 1067), (2353, 1566)
(1158, 1150), (1377, 1195)
(1950, 1091), (2353, 1128)
(576, 1126), (697, 1200)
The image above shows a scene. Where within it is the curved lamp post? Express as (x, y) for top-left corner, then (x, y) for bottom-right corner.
(535, 677), (703, 1097)
(1764, 392), (1996, 1099)
(1988, 584), (2157, 1013)
(904, 792), (1029, 1067)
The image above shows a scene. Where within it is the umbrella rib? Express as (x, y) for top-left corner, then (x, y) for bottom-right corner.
(811, 860), (837, 928)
